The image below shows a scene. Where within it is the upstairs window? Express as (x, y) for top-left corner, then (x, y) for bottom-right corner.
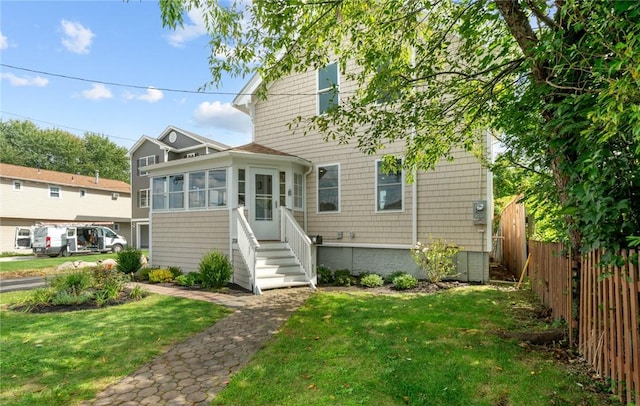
(318, 62), (339, 115)
(139, 188), (149, 208)
(79, 189), (86, 198)
(13, 181), (22, 191)
(317, 164), (339, 212)
(49, 185), (61, 198)
(138, 155), (157, 176)
(376, 159), (403, 211)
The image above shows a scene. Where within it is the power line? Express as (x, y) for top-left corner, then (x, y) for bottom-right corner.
(1, 63), (321, 96)
(0, 111), (140, 144)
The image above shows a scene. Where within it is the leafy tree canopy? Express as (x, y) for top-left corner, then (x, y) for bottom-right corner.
(0, 119), (130, 183)
(160, 0), (640, 252)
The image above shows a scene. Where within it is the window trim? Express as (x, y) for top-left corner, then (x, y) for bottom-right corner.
(49, 185), (61, 199)
(168, 174), (185, 211)
(293, 172), (304, 210)
(151, 176), (168, 211)
(139, 188), (150, 208)
(375, 158), (404, 213)
(151, 168), (229, 212)
(207, 168), (228, 209)
(188, 171), (206, 210)
(13, 180), (22, 191)
(138, 155), (157, 176)
(317, 61), (340, 115)
(317, 163), (340, 214)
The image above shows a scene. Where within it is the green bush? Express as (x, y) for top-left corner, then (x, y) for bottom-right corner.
(360, 273), (384, 288)
(51, 270), (95, 293)
(168, 266), (183, 278)
(175, 272), (202, 287)
(384, 271), (408, 284)
(199, 250), (233, 289)
(392, 274), (418, 290)
(91, 267), (128, 291)
(136, 267), (151, 281)
(317, 265), (334, 284)
(116, 248), (143, 274)
(148, 269), (174, 283)
(411, 237), (460, 283)
(333, 269), (354, 286)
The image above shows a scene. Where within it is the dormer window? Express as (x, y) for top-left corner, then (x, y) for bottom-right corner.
(318, 62), (339, 115)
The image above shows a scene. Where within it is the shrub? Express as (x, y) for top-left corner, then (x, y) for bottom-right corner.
(175, 272), (202, 287)
(52, 290), (93, 306)
(392, 274), (418, 290)
(128, 285), (146, 300)
(117, 248), (143, 274)
(148, 269), (174, 283)
(199, 250), (233, 289)
(136, 267), (151, 281)
(168, 266), (183, 278)
(333, 269), (354, 286)
(384, 271), (407, 284)
(317, 265), (334, 284)
(360, 273), (384, 288)
(51, 270), (94, 293)
(91, 267), (128, 291)
(411, 237), (460, 283)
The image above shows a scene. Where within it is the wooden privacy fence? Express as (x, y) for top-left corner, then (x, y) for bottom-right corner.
(498, 195), (527, 278)
(527, 243), (639, 404)
(580, 249), (639, 405)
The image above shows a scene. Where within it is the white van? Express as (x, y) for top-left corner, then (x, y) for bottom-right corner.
(32, 224), (127, 257)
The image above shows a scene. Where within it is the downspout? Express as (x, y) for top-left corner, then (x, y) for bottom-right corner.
(303, 165), (313, 231)
(412, 168), (417, 244)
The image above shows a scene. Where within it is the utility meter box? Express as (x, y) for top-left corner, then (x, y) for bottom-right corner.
(473, 200), (487, 225)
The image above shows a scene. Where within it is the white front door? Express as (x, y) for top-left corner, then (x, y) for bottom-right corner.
(249, 168), (280, 240)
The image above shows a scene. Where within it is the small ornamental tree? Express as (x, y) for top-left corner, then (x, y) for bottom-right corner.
(411, 237), (460, 283)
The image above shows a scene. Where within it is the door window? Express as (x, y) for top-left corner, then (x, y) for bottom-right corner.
(255, 173), (273, 221)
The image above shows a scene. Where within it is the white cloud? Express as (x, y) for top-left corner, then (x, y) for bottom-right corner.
(166, 8), (207, 47)
(0, 32), (8, 50)
(193, 101), (251, 134)
(61, 20), (94, 54)
(1, 72), (48, 87)
(138, 87), (164, 103)
(82, 83), (112, 100)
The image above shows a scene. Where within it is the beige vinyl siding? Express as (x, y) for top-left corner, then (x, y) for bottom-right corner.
(252, 64), (491, 248)
(151, 210), (229, 272)
(232, 247), (251, 291)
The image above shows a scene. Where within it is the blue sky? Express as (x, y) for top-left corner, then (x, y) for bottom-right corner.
(0, 0), (253, 150)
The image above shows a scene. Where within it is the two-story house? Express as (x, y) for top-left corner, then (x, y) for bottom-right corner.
(127, 126), (230, 249)
(0, 163), (131, 253)
(143, 62), (492, 294)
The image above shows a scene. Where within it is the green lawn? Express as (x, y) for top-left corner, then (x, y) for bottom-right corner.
(213, 287), (612, 406)
(0, 251), (149, 278)
(0, 290), (230, 406)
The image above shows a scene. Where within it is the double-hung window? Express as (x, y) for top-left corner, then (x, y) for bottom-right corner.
(138, 155), (157, 176)
(208, 169), (227, 207)
(49, 185), (61, 198)
(318, 164), (339, 212)
(293, 173), (303, 209)
(152, 177), (167, 210)
(139, 188), (149, 208)
(318, 62), (339, 115)
(376, 159), (403, 211)
(188, 171), (206, 209)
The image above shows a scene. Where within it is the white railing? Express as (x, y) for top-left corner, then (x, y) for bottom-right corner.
(234, 207), (261, 295)
(280, 207), (316, 289)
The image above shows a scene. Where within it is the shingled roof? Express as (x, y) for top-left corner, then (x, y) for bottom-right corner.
(0, 163), (131, 193)
(229, 143), (297, 157)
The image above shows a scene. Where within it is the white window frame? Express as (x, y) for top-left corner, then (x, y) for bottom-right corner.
(151, 176), (168, 211)
(317, 163), (340, 213)
(13, 180), (23, 191)
(79, 188), (87, 198)
(138, 155), (157, 176)
(139, 188), (150, 208)
(188, 171), (206, 209)
(208, 168), (228, 208)
(168, 174), (185, 210)
(317, 62), (339, 115)
(375, 158), (404, 213)
(293, 172), (304, 210)
(49, 185), (61, 198)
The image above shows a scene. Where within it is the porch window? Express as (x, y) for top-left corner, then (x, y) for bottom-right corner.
(318, 164), (339, 212)
(279, 172), (286, 207)
(49, 185), (61, 198)
(138, 155), (157, 176)
(376, 159), (403, 211)
(169, 174), (184, 210)
(188, 171), (206, 209)
(139, 188), (149, 208)
(238, 169), (246, 206)
(208, 169), (227, 207)
(152, 176), (167, 210)
(294, 173), (303, 209)
(318, 62), (339, 115)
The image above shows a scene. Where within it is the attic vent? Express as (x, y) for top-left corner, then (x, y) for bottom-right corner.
(185, 152), (199, 158)
(112, 193), (120, 200)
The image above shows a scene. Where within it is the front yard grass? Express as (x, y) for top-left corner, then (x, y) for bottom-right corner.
(0, 290), (230, 406)
(213, 286), (612, 406)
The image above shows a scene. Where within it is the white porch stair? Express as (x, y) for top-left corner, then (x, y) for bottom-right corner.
(254, 242), (310, 291)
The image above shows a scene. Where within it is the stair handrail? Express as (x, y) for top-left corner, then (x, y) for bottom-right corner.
(234, 207), (261, 294)
(280, 207), (316, 289)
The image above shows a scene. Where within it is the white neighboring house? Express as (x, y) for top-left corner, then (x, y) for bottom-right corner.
(0, 163), (131, 254)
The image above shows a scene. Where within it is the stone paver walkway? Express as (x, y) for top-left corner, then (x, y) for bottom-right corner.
(82, 283), (313, 406)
